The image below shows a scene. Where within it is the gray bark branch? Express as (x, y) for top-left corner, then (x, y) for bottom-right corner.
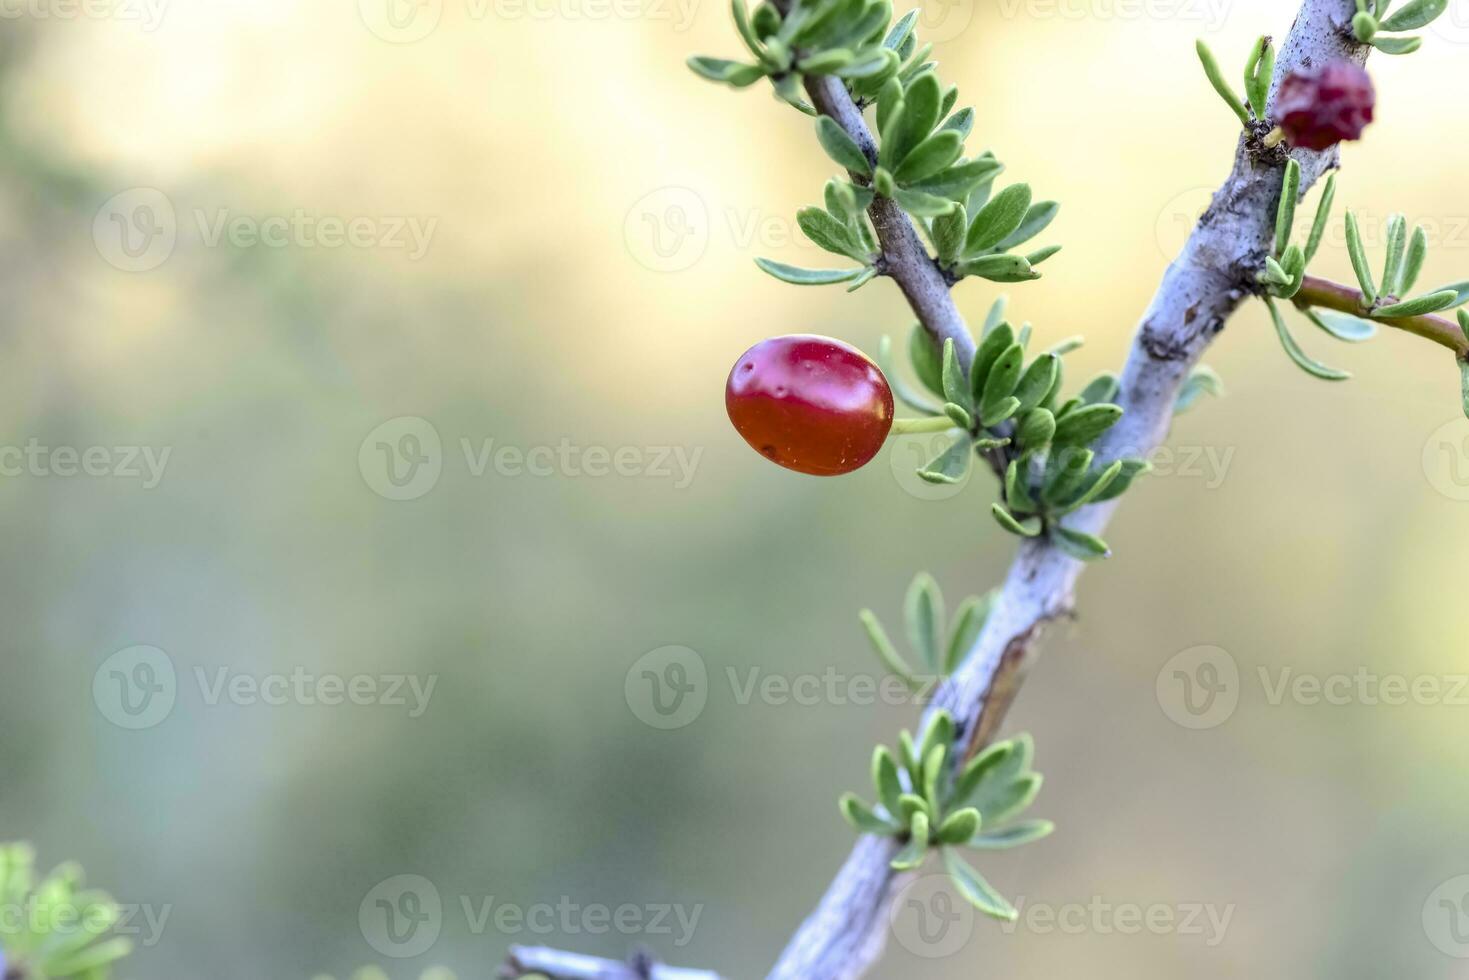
(501, 3), (1367, 979)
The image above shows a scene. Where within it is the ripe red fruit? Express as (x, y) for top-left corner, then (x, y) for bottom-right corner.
(726, 335), (894, 476)
(1275, 61), (1375, 151)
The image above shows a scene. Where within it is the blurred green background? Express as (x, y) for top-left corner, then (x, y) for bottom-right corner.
(2, 2), (1469, 977)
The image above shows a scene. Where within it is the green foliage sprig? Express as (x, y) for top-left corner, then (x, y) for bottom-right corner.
(859, 572), (995, 686)
(1350, 0), (1449, 55)
(877, 297), (1149, 561)
(1196, 36), (1275, 131)
(0, 843), (132, 980)
(1255, 162), (1469, 402)
(691, 1), (1059, 289)
(840, 716), (1051, 920)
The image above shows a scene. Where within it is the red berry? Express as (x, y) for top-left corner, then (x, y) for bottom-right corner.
(1275, 61), (1375, 151)
(726, 335), (894, 476)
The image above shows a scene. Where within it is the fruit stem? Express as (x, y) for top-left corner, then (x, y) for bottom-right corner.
(890, 416), (958, 435)
(1261, 126), (1287, 148)
(1295, 274), (1469, 356)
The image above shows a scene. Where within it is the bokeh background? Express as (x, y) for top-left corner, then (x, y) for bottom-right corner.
(1, 1), (1468, 977)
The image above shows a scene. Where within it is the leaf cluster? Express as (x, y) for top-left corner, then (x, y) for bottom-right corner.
(0, 843), (132, 980)
(840, 721), (1052, 920)
(1351, 0), (1448, 55)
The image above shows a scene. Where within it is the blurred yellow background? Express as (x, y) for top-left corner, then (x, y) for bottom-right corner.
(1, 1), (1468, 977)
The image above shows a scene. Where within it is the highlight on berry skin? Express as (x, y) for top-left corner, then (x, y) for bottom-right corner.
(726, 334), (895, 476)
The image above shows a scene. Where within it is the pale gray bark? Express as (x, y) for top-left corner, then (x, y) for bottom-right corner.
(504, 3), (1368, 979)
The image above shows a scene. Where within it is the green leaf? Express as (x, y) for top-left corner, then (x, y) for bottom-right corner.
(893, 130), (964, 184)
(1304, 173), (1336, 264)
(1304, 308), (1377, 342)
(1054, 526), (1110, 561)
(1379, 0), (1447, 31)
(1016, 407), (1056, 452)
(941, 338), (969, 409)
(908, 325), (945, 398)
(898, 791), (928, 822)
(687, 56), (766, 87)
(1078, 372), (1119, 405)
(943, 848), (1017, 921)
(1052, 403), (1122, 446)
(1267, 297), (1350, 381)
(835, 46), (900, 79)
(1373, 290), (1461, 318)
(860, 609), (921, 690)
(731, 0), (763, 57)
(1058, 459), (1125, 513)
(980, 344), (1025, 426)
(1381, 213), (1408, 298)
(882, 8), (918, 49)
(1195, 39), (1250, 127)
(932, 204), (967, 265)
(905, 573), (945, 672)
(1371, 34), (1424, 54)
(952, 741), (1010, 806)
(944, 593), (992, 673)
(1275, 158), (1300, 256)
(754, 258), (867, 285)
(968, 322), (1015, 403)
(997, 201), (1059, 251)
(1345, 212), (1378, 304)
(1174, 365), (1224, 414)
(965, 184), (1032, 254)
(880, 335), (941, 412)
(1089, 458), (1150, 503)
(982, 297), (1009, 336)
(841, 792), (900, 834)
(943, 401), (973, 430)
(881, 71), (941, 169)
(1401, 225), (1429, 295)
(815, 116), (872, 175)
(798, 48), (857, 74)
(1434, 281), (1469, 309)
(891, 811), (930, 870)
(1004, 457), (1038, 514)
(917, 433), (974, 485)
(992, 502), (1042, 537)
(955, 255), (1037, 283)
(910, 158), (1003, 201)
(876, 77), (903, 133)
(937, 808), (982, 845)
(1013, 354), (1059, 414)
(968, 819), (1055, 849)
(892, 187), (957, 217)
(873, 745), (903, 817)
(1042, 446), (1093, 505)
(1244, 35), (1275, 119)
(939, 107), (974, 139)
(797, 207), (867, 260)
(920, 742), (946, 810)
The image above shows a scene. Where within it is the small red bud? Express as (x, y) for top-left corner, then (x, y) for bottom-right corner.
(1275, 61), (1375, 151)
(726, 335), (894, 476)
